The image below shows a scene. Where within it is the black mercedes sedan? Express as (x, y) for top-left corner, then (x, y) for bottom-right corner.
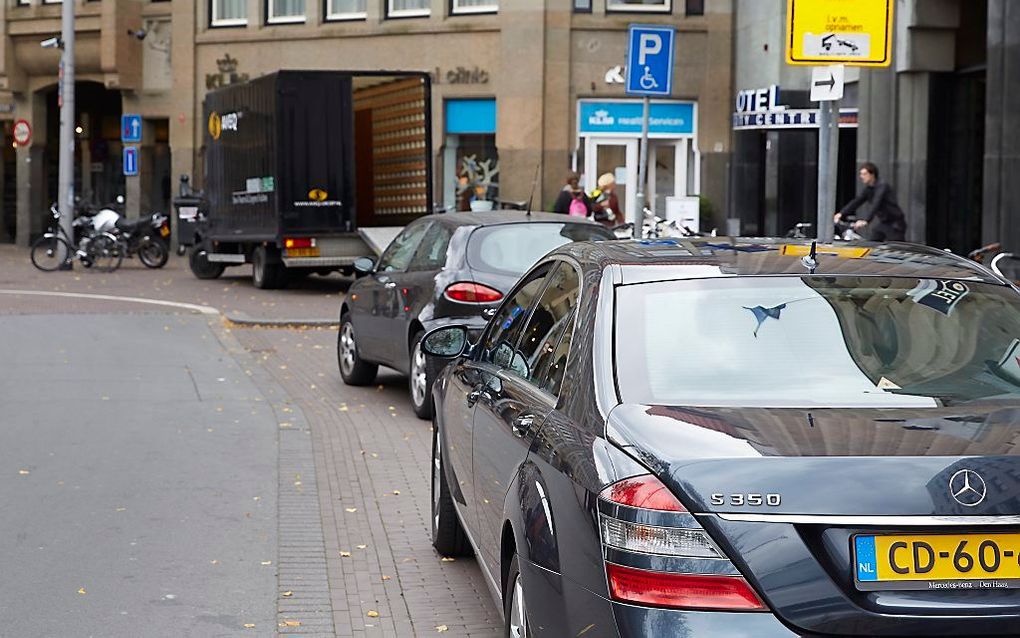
(337, 211), (613, 418)
(422, 237), (1020, 637)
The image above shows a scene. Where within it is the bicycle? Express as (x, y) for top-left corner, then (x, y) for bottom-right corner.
(30, 204), (125, 272)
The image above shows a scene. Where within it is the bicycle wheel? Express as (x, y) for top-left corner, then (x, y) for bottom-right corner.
(88, 234), (125, 273)
(30, 235), (72, 272)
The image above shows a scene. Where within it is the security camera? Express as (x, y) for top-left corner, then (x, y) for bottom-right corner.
(40, 36), (63, 49)
(126, 28), (147, 41)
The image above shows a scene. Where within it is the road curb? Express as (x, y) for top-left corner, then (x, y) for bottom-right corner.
(224, 311), (339, 328)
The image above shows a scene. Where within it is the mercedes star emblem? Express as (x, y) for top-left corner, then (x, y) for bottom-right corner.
(949, 469), (987, 507)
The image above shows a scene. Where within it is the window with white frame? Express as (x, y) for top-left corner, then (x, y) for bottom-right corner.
(211, 0), (247, 26)
(268, 0), (306, 23)
(452, 0), (498, 15)
(606, 0), (671, 12)
(326, 0), (366, 20)
(388, 0), (429, 18)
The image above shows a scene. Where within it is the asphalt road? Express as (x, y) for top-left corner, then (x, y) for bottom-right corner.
(0, 312), (278, 637)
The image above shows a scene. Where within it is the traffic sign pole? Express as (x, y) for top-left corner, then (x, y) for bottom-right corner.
(816, 98), (838, 243)
(635, 97), (650, 239)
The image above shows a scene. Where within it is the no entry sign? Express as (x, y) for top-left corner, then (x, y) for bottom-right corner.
(13, 119), (31, 147)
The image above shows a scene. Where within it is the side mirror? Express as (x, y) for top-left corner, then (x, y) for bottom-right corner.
(422, 325), (469, 358)
(353, 256), (375, 276)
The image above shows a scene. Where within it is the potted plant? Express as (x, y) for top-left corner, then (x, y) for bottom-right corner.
(457, 155), (499, 212)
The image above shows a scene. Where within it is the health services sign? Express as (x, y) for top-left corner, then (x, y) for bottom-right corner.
(578, 100), (695, 138)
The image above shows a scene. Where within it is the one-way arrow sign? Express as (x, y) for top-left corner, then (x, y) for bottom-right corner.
(810, 64), (845, 101)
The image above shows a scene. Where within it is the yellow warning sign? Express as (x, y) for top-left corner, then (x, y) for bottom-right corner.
(781, 244), (871, 259)
(786, 0), (894, 67)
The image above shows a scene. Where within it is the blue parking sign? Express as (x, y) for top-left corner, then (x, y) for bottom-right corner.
(123, 146), (138, 176)
(626, 25), (676, 97)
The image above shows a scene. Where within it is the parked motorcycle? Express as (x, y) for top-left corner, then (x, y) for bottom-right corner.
(114, 212), (171, 268)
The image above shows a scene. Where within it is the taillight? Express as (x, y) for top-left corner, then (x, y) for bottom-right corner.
(606, 564), (765, 611)
(444, 282), (503, 304)
(284, 237), (315, 249)
(598, 473), (767, 612)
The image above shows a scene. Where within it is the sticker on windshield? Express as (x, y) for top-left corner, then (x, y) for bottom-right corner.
(906, 279), (970, 316)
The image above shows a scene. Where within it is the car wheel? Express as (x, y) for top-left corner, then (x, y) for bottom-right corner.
(431, 424), (470, 557)
(188, 244), (225, 280)
(410, 331), (434, 420)
(252, 245), (288, 290)
(504, 555), (531, 638)
(337, 313), (378, 386)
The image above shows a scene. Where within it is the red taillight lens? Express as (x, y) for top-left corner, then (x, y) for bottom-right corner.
(284, 237), (315, 249)
(599, 474), (686, 512)
(444, 282), (503, 304)
(606, 564), (766, 611)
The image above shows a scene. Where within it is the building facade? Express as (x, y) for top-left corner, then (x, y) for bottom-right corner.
(0, 0), (734, 246)
(730, 0), (1020, 255)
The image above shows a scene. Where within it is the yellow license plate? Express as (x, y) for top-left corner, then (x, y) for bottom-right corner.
(286, 247), (320, 258)
(159, 226), (170, 237)
(855, 533), (1020, 590)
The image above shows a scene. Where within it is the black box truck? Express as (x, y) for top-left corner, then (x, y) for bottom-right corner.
(179, 70), (432, 288)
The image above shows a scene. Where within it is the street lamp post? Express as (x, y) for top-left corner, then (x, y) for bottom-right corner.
(57, 0), (75, 266)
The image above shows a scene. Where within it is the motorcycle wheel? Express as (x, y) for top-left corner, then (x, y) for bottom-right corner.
(138, 237), (169, 269)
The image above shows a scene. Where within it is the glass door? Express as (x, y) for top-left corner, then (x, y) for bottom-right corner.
(584, 137), (638, 227)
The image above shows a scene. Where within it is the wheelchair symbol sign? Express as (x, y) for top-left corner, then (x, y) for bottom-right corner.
(626, 25), (675, 97)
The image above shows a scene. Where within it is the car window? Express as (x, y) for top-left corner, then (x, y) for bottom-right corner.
(479, 265), (551, 374)
(467, 223), (613, 277)
(512, 263), (581, 394)
(408, 223), (452, 272)
(616, 276), (1020, 408)
(377, 221), (431, 272)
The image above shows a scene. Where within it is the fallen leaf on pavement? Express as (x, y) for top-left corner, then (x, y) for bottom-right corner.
(210, 560), (219, 565)
(356, 544), (367, 549)
(340, 551), (351, 557)
(281, 591), (293, 597)
(18, 470), (29, 475)
(243, 623), (255, 629)
(261, 560), (272, 565)
(345, 508), (358, 513)
(382, 575), (391, 581)
(441, 557), (456, 562)
(78, 587), (86, 595)
(392, 490), (401, 496)
(436, 625), (449, 632)
(283, 620), (301, 627)
(367, 611), (380, 618)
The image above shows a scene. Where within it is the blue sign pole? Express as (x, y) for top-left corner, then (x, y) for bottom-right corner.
(626, 24), (676, 238)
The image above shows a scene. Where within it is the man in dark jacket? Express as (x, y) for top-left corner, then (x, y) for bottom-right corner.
(833, 162), (906, 241)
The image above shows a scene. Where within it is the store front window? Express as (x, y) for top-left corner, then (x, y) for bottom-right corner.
(575, 99), (699, 229)
(444, 99), (498, 211)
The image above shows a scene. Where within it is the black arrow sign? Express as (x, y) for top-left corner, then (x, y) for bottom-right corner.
(814, 73), (836, 90)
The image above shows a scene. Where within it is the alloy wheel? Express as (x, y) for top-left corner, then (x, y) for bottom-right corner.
(339, 322), (356, 375)
(508, 573), (527, 638)
(411, 341), (428, 408)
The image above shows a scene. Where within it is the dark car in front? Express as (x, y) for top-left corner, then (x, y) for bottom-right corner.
(337, 211), (613, 419)
(424, 237), (1020, 637)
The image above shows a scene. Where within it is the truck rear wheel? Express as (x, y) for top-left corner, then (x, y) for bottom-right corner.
(252, 245), (288, 289)
(188, 245), (225, 280)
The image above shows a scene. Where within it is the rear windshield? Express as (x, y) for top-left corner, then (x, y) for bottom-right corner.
(615, 276), (1020, 408)
(467, 223), (612, 276)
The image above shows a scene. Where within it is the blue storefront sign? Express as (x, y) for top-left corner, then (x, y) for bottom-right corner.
(578, 100), (695, 137)
(123, 146), (138, 176)
(445, 99), (497, 135)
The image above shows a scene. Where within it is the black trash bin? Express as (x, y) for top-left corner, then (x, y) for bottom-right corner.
(172, 176), (206, 255)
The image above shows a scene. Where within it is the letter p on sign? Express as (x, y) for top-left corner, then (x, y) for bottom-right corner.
(638, 34), (662, 65)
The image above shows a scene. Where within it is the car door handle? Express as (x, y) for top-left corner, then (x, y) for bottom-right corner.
(512, 414), (536, 438)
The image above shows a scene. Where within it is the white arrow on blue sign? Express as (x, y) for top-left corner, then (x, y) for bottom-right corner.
(625, 24), (676, 97)
(121, 114), (142, 143)
(123, 146), (138, 176)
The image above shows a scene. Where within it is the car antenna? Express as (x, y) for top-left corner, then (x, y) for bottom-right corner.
(524, 162), (541, 217)
(801, 240), (818, 272)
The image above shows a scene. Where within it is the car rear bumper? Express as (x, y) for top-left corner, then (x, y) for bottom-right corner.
(520, 558), (800, 637)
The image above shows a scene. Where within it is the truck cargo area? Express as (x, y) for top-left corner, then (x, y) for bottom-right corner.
(178, 70), (432, 289)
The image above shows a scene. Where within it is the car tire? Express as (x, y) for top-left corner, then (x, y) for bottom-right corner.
(252, 245), (288, 290)
(138, 237), (169, 269)
(337, 313), (378, 386)
(503, 555), (532, 638)
(188, 244), (225, 280)
(431, 424), (470, 557)
(409, 331), (434, 420)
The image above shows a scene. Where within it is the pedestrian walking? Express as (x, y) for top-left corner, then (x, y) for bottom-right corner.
(590, 173), (621, 227)
(833, 162), (907, 241)
(553, 172), (591, 217)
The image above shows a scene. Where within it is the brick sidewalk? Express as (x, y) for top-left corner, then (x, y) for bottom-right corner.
(232, 326), (502, 637)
